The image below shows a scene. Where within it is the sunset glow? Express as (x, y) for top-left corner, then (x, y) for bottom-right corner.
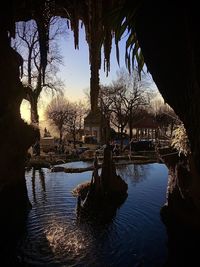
(20, 100), (30, 122)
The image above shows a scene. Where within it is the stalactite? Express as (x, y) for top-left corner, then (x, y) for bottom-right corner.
(35, 0), (52, 84)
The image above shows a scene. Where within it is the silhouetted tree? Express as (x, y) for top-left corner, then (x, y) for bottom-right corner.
(67, 102), (88, 148)
(14, 19), (64, 126)
(46, 97), (88, 146)
(151, 98), (179, 138)
(45, 96), (71, 145)
(99, 69), (150, 149)
(99, 85), (113, 143)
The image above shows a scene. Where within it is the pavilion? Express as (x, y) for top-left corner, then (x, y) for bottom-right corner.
(132, 116), (159, 141)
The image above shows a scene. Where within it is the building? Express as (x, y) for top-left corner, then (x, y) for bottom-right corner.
(84, 110), (101, 143)
(132, 116), (159, 141)
(40, 136), (55, 153)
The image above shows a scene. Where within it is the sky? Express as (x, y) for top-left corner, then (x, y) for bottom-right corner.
(20, 22), (159, 122)
(58, 25), (131, 100)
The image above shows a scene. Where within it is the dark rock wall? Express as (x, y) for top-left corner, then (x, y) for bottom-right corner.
(135, 1), (200, 218)
(0, 29), (36, 264)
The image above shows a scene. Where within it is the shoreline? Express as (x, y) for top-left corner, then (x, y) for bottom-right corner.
(26, 152), (159, 171)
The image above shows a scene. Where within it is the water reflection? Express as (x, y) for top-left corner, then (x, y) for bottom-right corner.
(19, 163), (168, 267)
(39, 168), (46, 193)
(17, 224), (57, 267)
(117, 164), (150, 185)
(31, 168), (37, 203)
(31, 168), (46, 204)
(76, 192), (128, 227)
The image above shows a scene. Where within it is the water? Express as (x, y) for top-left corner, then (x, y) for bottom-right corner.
(17, 162), (168, 267)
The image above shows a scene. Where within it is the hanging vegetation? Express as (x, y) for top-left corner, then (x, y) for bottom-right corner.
(10, 0), (144, 111)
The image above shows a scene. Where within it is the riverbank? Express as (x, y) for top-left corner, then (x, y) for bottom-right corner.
(26, 151), (159, 170)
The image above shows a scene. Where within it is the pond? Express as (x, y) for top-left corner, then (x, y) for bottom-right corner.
(17, 162), (168, 267)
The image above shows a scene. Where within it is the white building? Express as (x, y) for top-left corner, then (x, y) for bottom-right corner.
(84, 110), (101, 143)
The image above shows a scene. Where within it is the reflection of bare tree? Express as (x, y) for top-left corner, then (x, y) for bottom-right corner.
(39, 168), (47, 202)
(31, 168), (47, 203)
(39, 169), (46, 193)
(31, 168), (37, 204)
(117, 164), (150, 185)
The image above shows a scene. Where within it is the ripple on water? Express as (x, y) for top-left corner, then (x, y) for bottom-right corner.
(18, 163), (168, 267)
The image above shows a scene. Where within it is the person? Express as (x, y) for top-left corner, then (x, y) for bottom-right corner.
(113, 144), (119, 156)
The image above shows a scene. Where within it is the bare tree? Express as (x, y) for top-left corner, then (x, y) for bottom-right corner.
(45, 96), (71, 145)
(76, 100), (89, 131)
(46, 97), (88, 147)
(157, 106), (179, 138)
(13, 18), (65, 127)
(109, 85), (128, 150)
(99, 68), (150, 150)
(67, 101), (88, 148)
(117, 69), (150, 141)
(99, 85), (113, 143)
(151, 97), (179, 138)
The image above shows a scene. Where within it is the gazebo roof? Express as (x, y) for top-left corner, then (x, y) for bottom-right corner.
(132, 116), (158, 129)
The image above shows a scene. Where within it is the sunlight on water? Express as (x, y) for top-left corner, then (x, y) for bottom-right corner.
(18, 162), (168, 267)
(44, 221), (89, 256)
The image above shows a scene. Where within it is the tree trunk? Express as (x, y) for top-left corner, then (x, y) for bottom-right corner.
(88, 1), (102, 113)
(105, 118), (111, 143)
(30, 94), (40, 155)
(30, 94), (39, 125)
(73, 129), (76, 149)
(59, 130), (63, 145)
(120, 127), (124, 152)
(0, 29), (36, 263)
(129, 117), (133, 141)
(90, 51), (100, 112)
(101, 114), (110, 145)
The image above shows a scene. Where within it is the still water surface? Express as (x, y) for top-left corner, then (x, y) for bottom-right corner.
(18, 162), (168, 267)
